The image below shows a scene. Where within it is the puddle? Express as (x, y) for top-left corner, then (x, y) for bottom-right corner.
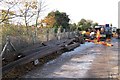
(49, 53), (96, 78)
(46, 42), (95, 65)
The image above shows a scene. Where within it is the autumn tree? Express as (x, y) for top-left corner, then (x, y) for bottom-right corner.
(41, 10), (70, 32)
(16, 1), (37, 29)
(41, 15), (55, 28)
(15, 0), (46, 35)
(1, 10), (15, 25)
(0, 0), (18, 24)
(54, 11), (70, 30)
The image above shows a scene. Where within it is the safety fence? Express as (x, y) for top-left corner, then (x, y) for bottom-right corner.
(0, 26), (79, 54)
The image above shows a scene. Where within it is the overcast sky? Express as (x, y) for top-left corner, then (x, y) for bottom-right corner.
(0, 0), (119, 27)
(44, 0), (119, 27)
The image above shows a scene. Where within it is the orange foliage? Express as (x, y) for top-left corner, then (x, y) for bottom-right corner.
(41, 15), (56, 28)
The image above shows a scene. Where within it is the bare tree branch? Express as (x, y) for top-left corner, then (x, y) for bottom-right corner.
(26, 13), (36, 23)
(0, 2), (18, 23)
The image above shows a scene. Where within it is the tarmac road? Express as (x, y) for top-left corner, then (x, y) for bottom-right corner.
(22, 38), (119, 78)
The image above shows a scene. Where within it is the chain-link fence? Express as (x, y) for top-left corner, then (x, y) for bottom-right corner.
(1, 25), (78, 54)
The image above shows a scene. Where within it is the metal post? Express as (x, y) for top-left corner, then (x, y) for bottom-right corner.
(46, 28), (49, 41)
(0, 36), (16, 56)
